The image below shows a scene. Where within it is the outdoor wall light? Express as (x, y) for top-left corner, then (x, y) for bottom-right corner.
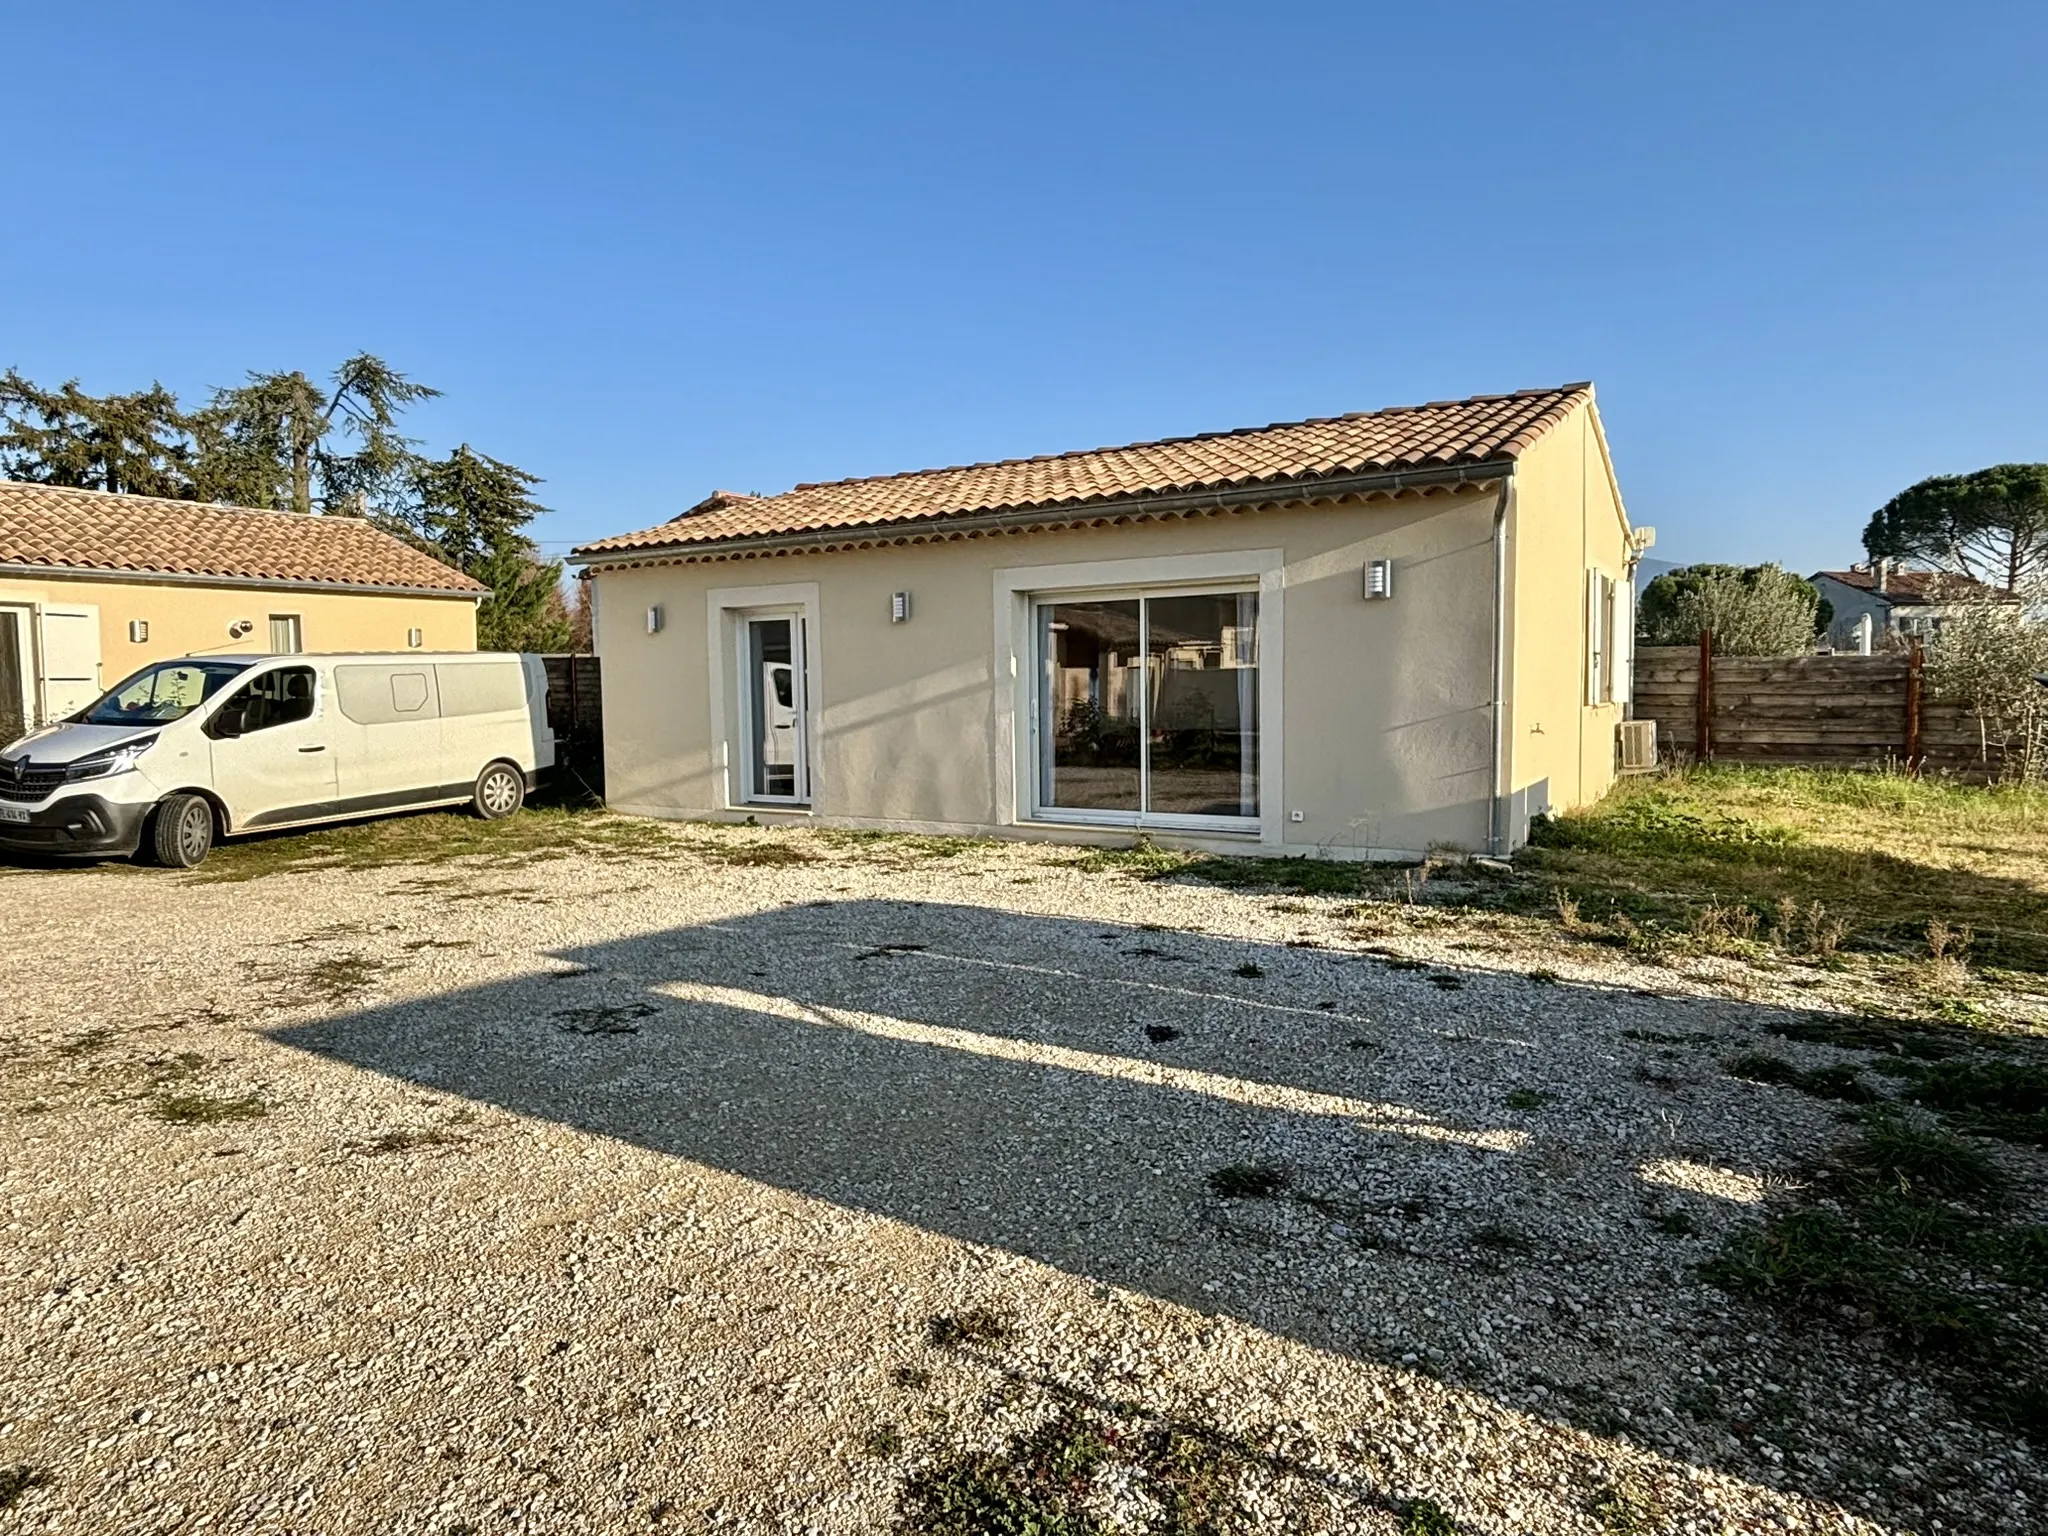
(128, 619), (149, 643)
(228, 618), (254, 639)
(890, 591), (911, 624)
(407, 628), (424, 649)
(646, 604), (665, 635)
(1364, 558), (1394, 600)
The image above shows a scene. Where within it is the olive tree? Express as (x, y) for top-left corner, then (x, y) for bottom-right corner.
(1637, 563), (1827, 655)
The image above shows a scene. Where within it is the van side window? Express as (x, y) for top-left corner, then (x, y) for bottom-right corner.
(334, 664), (442, 726)
(391, 672), (431, 714)
(210, 666), (316, 737)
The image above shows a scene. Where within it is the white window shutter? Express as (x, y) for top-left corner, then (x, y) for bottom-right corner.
(1585, 573), (1602, 706)
(36, 604), (101, 722)
(1614, 575), (1634, 706)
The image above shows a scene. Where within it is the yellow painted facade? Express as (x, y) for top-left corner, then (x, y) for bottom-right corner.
(1500, 396), (1634, 824)
(0, 570), (478, 726)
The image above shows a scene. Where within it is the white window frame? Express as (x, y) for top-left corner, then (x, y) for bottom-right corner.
(706, 582), (821, 811)
(994, 549), (1283, 844)
(269, 613), (303, 654)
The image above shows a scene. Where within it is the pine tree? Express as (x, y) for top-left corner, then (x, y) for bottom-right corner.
(0, 371), (193, 496)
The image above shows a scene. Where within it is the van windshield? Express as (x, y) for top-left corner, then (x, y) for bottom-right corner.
(79, 659), (257, 725)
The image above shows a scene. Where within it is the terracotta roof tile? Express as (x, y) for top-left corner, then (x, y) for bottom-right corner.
(576, 383), (1592, 559)
(0, 481), (487, 594)
(1813, 568), (2012, 604)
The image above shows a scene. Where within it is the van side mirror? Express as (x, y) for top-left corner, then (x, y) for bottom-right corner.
(211, 705), (247, 739)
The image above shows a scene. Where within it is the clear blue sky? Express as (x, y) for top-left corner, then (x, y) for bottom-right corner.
(5, 3), (2044, 574)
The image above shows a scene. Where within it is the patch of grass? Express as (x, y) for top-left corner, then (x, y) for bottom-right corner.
(304, 954), (385, 1002)
(694, 839), (818, 867)
(1515, 768), (2048, 975)
(1768, 1013), (1964, 1059)
(1232, 962), (1265, 979)
(1899, 1057), (2048, 1148)
(152, 1092), (268, 1125)
(927, 1308), (1013, 1349)
(1836, 1114), (2007, 1201)
(1400, 1498), (1461, 1536)
(1503, 1088), (1549, 1111)
(889, 1365), (932, 1390)
(895, 1413), (1112, 1536)
(1143, 1024), (1182, 1044)
(1469, 1222), (1533, 1255)
(0, 1466), (52, 1511)
(1586, 1471), (1669, 1535)
(183, 803), (693, 884)
(552, 1002), (657, 1037)
(1206, 1162), (1288, 1199)
(356, 1126), (465, 1156)
(1527, 968), (1560, 984)
(1706, 1115), (2043, 1434)
(864, 1423), (906, 1458)
(1068, 835), (1195, 878)
(54, 1028), (118, 1058)
(1621, 1028), (1718, 1046)
(1723, 1051), (1879, 1103)
(1646, 1208), (1698, 1238)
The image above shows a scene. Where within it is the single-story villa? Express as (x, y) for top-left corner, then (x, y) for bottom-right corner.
(0, 481), (485, 746)
(1809, 561), (2016, 648)
(572, 383), (1647, 859)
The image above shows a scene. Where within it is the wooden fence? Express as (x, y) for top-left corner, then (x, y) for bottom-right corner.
(1633, 643), (2001, 778)
(540, 654), (605, 798)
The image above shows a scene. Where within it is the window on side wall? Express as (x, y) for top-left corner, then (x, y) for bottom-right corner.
(269, 614), (303, 654)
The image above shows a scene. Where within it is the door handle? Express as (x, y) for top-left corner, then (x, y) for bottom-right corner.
(298, 745), (327, 753)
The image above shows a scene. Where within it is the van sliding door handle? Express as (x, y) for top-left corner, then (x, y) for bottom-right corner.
(298, 745), (327, 753)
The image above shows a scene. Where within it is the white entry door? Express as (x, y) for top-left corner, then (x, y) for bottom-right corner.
(740, 613), (809, 803)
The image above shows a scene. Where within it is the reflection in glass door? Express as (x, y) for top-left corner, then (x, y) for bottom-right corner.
(743, 614), (808, 802)
(1036, 589), (1258, 825)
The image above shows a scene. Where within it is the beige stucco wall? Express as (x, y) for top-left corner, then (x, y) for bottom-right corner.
(0, 571), (477, 699)
(591, 490), (1507, 858)
(1501, 398), (1631, 829)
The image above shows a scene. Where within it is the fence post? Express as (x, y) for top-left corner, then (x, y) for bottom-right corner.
(1905, 637), (1923, 776)
(1696, 629), (1714, 764)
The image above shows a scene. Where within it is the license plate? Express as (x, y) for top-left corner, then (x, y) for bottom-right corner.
(0, 805), (28, 824)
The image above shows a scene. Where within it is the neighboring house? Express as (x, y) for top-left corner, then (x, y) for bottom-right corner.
(572, 383), (1645, 860)
(1809, 561), (2017, 648)
(0, 481), (486, 745)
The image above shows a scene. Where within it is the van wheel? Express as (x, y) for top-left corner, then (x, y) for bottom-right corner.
(151, 794), (215, 868)
(473, 762), (525, 820)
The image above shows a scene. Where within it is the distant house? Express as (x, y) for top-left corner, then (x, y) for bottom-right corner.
(1809, 561), (2017, 648)
(0, 481), (486, 745)
(574, 383), (1648, 860)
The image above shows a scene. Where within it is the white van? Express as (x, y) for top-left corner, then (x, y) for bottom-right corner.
(0, 652), (555, 867)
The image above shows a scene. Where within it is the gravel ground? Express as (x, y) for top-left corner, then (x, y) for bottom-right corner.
(1, 823), (2041, 1535)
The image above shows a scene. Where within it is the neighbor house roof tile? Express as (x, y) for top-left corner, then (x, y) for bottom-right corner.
(1813, 568), (2012, 604)
(576, 383), (1592, 559)
(0, 481), (487, 593)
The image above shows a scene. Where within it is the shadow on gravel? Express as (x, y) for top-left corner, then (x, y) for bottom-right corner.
(273, 898), (2038, 1534)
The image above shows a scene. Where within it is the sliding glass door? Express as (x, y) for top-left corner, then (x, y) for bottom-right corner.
(1036, 588), (1258, 827)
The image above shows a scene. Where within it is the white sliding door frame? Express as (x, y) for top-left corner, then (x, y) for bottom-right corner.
(994, 549), (1283, 845)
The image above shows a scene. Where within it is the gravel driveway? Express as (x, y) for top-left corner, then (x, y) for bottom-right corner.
(1, 823), (2040, 1534)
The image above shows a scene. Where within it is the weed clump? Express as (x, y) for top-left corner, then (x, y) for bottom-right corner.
(152, 1093), (268, 1125)
(1401, 1497), (1461, 1534)
(0, 1467), (52, 1512)
(1206, 1162), (1288, 1199)
(927, 1308), (1013, 1349)
(1723, 1051), (1877, 1103)
(1503, 1088), (1549, 1111)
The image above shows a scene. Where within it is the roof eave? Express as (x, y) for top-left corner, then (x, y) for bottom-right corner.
(0, 561), (486, 600)
(572, 458), (1514, 568)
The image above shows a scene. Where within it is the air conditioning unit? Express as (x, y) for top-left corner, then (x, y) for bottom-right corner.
(1617, 719), (1658, 774)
